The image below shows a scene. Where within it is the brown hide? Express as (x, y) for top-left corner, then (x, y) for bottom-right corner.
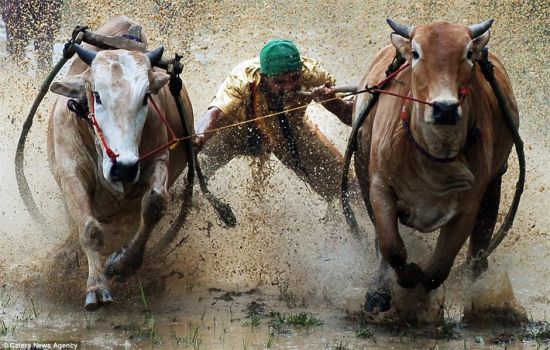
(354, 21), (518, 300)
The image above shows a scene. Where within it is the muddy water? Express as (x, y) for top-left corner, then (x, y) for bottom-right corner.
(0, 0), (549, 349)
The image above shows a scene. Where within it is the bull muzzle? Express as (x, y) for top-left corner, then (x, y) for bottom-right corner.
(432, 101), (460, 125)
(110, 160), (140, 184)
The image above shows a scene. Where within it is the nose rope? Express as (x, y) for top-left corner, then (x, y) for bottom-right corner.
(399, 85), (476, 163)
(88, 63), (473, 164)
(88, 91), (119, 163)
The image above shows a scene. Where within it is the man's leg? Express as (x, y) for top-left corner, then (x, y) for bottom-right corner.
(199, 126), (257, 178)
(272, 117), (343, 203)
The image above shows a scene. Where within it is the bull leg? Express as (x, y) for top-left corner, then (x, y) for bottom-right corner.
(468, 175), (502, 277)
(354, 153), (392, 313)
(422, 213), (478, 290)
(105, 162), (169, 279)
(62, 179), (112, 311)
(370, 183), (424, 290)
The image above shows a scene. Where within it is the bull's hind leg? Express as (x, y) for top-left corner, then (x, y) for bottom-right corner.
(468, 174), (503, 277)
(105, 162), (169, 279)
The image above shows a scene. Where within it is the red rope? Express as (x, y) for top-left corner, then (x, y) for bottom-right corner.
(138, 95), (180, 161)
(88, 92), (119, 163)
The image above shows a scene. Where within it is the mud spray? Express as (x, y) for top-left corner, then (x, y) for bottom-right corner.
(0, 1), (548, 349)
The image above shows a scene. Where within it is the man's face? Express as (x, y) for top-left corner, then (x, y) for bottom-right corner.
(263, 70), (303, 98)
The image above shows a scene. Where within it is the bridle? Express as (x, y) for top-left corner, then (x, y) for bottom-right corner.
(81, 87), (182, 165)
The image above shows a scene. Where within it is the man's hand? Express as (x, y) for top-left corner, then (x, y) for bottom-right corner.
(193, 134), (205, 153)
(312, 81), (336, 103)
(311, 81), (353, 126)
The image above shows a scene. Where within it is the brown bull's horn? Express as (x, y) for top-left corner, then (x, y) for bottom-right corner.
(145, 46), (164, 67)
(469, 19), (494, 39)
(74, 44), (96, 65)
(386, 17), (413, 39)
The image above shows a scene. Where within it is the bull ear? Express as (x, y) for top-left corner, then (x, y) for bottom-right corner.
(50, 75), (87, 98)
(149, 71), (170, 94)
(472, 30), (490, 60)
(390, 33), (411, 60)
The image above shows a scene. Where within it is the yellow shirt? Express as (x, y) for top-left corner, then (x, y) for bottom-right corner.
(209, 57), (336, 140)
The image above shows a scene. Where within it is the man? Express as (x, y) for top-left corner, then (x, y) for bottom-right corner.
(194, 39), (352, 203)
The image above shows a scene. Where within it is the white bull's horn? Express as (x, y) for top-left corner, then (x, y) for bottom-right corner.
(74, 44), (96, 65)
(469, 19), (494, 39)
(145, 46), (164, 66)
(387, 17), (413, 39)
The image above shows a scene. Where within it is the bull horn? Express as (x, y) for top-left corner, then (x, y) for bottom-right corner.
(145, 46), (164, 67)
(74, 44), (96, 65)
(469, 19), (494, 39)
(387, 17), (413, 39)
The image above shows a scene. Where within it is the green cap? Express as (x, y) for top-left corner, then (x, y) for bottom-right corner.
(260, 39), (302, 76)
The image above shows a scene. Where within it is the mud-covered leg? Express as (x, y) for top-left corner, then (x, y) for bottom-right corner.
(273, 119), (343, 202)
(105, 161), (169, 279)
(81, 219), (113, 311)
(422, 213), (478, 290)
(62, 178), (112, 311)
(354, 148), (392, 313)
(468, 175), (502, 277)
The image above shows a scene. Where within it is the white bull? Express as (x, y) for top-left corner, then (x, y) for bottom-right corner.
(47, 16), (193, 310)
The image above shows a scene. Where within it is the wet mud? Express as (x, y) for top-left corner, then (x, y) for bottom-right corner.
(0, 0), (549, 349)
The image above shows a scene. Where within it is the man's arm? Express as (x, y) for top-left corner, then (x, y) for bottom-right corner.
(312, 82), (353, 126)
(194, 107), (225, 152)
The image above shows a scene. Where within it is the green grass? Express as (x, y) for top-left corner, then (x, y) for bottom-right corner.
(523, 320), (550, 344)
(242, 313), (264, 327)
(1, 320), (8, 336)
(269, 311), (323, 334)
(266, 331), (275, 348)
(0, 285), (15, 309)
(243, 300), (267, 327)
(171, 327), (201, 349)
(355, 327), (376, 342)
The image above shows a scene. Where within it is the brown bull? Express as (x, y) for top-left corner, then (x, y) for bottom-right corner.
(47, 16), (193, 310)
(352, 18), (518, 314)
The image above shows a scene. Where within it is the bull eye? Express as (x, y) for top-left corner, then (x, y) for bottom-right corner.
(412, 50), (420, 60)
(93, 92), (102, 105)
(466, 50), (473, 60)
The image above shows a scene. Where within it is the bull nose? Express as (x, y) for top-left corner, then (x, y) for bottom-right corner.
(110, 161), (140, 183)
(432, 101), (460, 125)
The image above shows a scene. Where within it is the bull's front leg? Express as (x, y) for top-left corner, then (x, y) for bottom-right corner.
(62, 178), (113, 311)
(371, 180), (424, 288)
(105, 161), (169, 279)
(422, 211), (477, 290)
(365, 180), (424, 313)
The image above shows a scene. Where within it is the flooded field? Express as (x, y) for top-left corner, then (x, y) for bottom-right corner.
(0, 0), (549, 349)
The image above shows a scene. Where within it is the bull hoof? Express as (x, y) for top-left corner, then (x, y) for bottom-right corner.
(396, 263), (424, 289)
(105, 247), (142, 279)
(471, 257), (488, 278)
(365, 291), (391, 313)
(85, 287), (113, 311)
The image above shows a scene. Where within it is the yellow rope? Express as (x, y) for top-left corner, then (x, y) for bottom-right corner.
(177, 95), (345, 142)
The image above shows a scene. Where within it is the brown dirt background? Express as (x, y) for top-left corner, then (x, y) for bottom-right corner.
(0, 0), (549, 347)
